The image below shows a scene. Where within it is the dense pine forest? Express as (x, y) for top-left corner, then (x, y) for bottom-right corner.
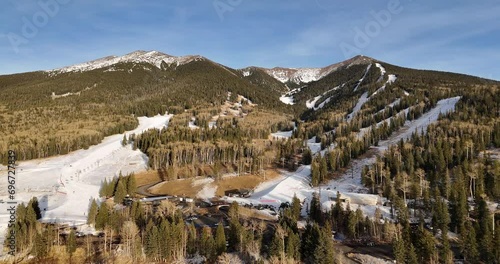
(1, 54), (499, 263)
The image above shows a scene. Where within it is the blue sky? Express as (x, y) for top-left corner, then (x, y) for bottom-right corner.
(1, 0), (499, 80)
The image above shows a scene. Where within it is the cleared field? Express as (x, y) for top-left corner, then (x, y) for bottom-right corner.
(238, 206), (277, 221)
(143, 168), (281, 198)
(134, 170), (162, 186)
(149, 178), (201, 197)
(215, 169), (281, 196)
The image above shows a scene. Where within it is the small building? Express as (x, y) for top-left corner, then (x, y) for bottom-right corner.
(123, 194), (133, 206)
(224, 189), (251, 198)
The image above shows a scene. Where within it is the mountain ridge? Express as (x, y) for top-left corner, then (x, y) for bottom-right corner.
(5, 50), (496, 86)
(46, 50), (206, 74)
(42, 50), (377, 85)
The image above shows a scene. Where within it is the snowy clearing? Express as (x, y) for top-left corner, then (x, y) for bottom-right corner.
(271, 130), (294, 139)
(375, 96), (461, 151)
(306, 95), (322, 109)
(305, 85), (341, 110)
(375, 63), (386, 83)
(279, 95), (295, 105)
(353, 64), (372, 92)
(387, 74), (397, 84)
(347, 92), (369, 122)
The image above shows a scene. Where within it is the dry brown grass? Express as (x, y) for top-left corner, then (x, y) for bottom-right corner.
(238, 206), (277, 221)
(145, 168), (281, 198)
(149, 178), (201, 197)
(215, 169), (281, 196)
(133, 170), (162, 186)
(238, 110), (290, 131)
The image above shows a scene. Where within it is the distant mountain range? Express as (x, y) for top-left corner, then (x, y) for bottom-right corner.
(45, 50), (375, 85)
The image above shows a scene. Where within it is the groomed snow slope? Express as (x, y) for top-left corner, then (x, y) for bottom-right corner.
(225, 97), (461, 222)
(376, 96), (461, 150)
(0, 113), (173, 244)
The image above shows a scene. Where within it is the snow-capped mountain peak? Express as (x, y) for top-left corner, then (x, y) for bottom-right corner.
(262, 55), (373, 84)
(47, 50), (204, 74)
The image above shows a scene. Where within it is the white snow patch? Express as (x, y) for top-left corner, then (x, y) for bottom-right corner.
(353, 64), (372, 91)
(265, 68), (327, 84)
(372, 74), (397, 97)
(279, 86), (304, 105)
(242, 70), (251, 77)
(347, 92), (369, 121)
(279, 95), (295, 105)
(197, 185), (217, 200)
(271, 130), (293, 139)
(387, 74), (397, 84)
(315, 97), (331, 110)
(188, 118), (200, 129)
(193, 178), (214, 187)
(350, 253), (393, 264)
(387, 98), (401, 108)
(306, 95), (322, 109)
(375, 63), (386, 83)
(307, 85), (341, 111)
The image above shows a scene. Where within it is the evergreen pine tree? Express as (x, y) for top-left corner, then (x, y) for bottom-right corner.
(311, 160), (320, 187)
(215, 223), (226, 256)
(99, 179), (108, 197)
(66, 230), (77, 257)
(25, 202), (38, 225)
(301, 222), (321, 263)
(309, 192), (322, 223)
(268, 227), (284, 259)
(285, 228), (300, 261)
(32, 232), (47, 259)
(392, 238), (406, 264)
(28, 197), (42, 220)
(228, 201), (239, 220)
(95, 202), (109, 230)
(493, 222), (500, 264)
(114, 179), (127, 203)
(126, 174), (137, 196)
(200, 227), (216, 261)
(122, 134), (127, 146)
(302, 148), (312, 165)
(347, 210), (357, 239)
(461, 221), (479, 263)
(312, 225), (335, 264)
(145, 225), (159, 260)
(184, 222), (196, 256)
(407, 243), (418, 264)
(87, 198), (98, 225)
(107, 177), (118, 197)
(291, 194), (302, 221)
(319, 157), (328, 183)
(228, 218), (242, 252)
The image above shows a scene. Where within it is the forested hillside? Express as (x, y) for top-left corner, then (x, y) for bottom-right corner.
(1, 52), (499, 263)
(0, 57), (291, 164)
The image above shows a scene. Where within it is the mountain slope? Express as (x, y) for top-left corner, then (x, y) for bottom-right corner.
(261, 55), (373, 86)
(0, 51), (498, 164)
(47, 50), (204, 74)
